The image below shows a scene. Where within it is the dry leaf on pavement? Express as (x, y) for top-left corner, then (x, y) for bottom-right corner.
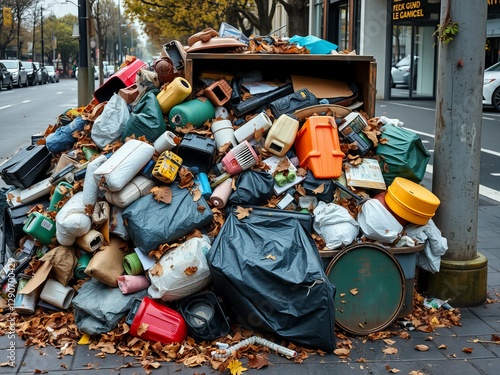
(227, 359), (248, 375)
(415, 344), (429, 352)
(382, 347), (398, 355)
(334, 348), (350, 358)
(248, 354), (270, 369)
(438, 344), (447, 349)
(462, 347), (473, 353)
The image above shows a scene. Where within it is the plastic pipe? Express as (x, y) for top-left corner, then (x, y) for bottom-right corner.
(211, 336), (297, 359)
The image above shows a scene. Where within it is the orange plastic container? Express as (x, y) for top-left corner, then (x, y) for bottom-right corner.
(385, 177), (440, 226)
(294, 116), (345, 179)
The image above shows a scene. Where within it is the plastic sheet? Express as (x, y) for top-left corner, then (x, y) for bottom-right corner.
(313, 201), (359, 249)
(123, 184), (213, 254)
(122, 89), (166, 142)
(91, 94), (130, 149)
(228, 170), (274, 206)
(72, 278), (147, 335)
(208, 210), (336, 351)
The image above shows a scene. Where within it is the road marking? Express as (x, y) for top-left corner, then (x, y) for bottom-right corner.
(21, 100), (31, 103)
(56, 92), (63, 94)
(492, 173), (500, 176)
(387, 102), (500, 121)
(0, 105), (12, 110)
(426, 165), (500, 203)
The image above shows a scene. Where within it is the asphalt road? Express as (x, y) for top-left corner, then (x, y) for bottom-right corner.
(0, 78), (79, 160)
(376, 100), (500, 203)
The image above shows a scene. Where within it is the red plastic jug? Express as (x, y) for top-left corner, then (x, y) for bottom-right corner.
(127, 297), (188, 344)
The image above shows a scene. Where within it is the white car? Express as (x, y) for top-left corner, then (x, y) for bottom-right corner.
(75, 66), (99, 80)
(482, 61), (500, 111)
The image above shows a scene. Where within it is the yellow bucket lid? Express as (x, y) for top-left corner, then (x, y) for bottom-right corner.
(385, 177), (440, 225)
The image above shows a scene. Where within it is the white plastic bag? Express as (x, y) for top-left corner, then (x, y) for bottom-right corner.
(56, 192), (91, 246)
(93, 139), (155, 192)
(405, 219), (448, 273)
(91, 94), (130, 149)
(357, 199), (403, 243)
(313, 201), (359, 249)
(148, 236), (212, 301)
(82, 154), (107, 206)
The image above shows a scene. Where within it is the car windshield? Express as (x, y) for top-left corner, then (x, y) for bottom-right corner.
(2, 61), (17, 69)
(486, 62), (500, 72)
(21, 62), (32, 69)
(34, 62), (40, 69)
(46, 66), (55, 72)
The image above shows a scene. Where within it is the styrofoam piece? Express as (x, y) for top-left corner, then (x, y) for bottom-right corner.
(93, 139), (155, 192)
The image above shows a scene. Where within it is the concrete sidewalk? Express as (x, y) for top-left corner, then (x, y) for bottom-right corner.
(1, 199), (499, 374)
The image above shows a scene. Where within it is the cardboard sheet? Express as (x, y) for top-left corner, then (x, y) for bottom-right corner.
(291, 75), (353, 99)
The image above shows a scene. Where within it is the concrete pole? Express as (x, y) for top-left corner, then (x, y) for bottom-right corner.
(77, 0), (90, 106)
(429, 0), (488, 307)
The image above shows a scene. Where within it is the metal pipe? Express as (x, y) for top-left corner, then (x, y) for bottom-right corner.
(77, 0), (90, 106)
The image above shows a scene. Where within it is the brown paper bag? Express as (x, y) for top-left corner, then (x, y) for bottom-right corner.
(40, 246), (78, 286)
(84, 236), (126, 287)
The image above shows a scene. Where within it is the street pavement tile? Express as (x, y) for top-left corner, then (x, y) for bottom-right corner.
(0, 346), (26, 374)
(430, 336), (497, 360)
(469, 358), (500, 375)
(480, 249), (499, 261)
(486, 272), (500, 288)
(72, 345), (123, 370)
(469, 302), (500, 318)
(487, 258), (500, 271)
(362, 359), (482, 375)
(0, 332), (25, 349)
(472, 335), (500, 356)
(16, 345), (73, 373)
(448, 309), (498, 336)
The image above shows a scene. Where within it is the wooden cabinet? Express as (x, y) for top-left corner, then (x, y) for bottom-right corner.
(184, 53), (377, 118)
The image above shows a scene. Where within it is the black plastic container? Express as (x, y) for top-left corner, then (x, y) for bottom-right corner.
(176, 133), (216, 174)
(0, 145), (52, 189)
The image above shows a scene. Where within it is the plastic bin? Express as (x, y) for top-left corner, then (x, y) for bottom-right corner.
(94, 59), (146, 103)
(388, 244), (424, 318)
(176, 133), (216, 174)
(294, 116), (344, 179)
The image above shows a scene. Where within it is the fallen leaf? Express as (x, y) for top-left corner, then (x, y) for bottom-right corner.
(235, 206), (252, 220)
(399, 331), (410, 339)
(382, 347), (398, 355)
(151, 186), (173, 204)
(334, 348), (350, 358)
(462, 347), (473, 354)
(149, 263), (163, 277)
(34, 370), (48, 374)
(415, 344), (429, 352)
(227, 359), (247, 375)
(438, 344), (447, 349)
(248, 354), (270, 369)
(137, 323), (149, 337)
(340, 293), (346, 297)
(60, 364), (68, 369)
(350, 288), (359, 295)
(264, 254), (276, 261)
(385, 365), (400, 373)
(449, 353), (457, 358)
(383, 339), (396, 346)
(409, 371), (426, 375)
(312, 184), (325, 194)
(184, 266), (198, 276)
(492, 334), (500, 342)
(197, 204), (206, 213)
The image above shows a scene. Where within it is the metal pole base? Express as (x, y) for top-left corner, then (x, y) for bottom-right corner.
(427, 253), (488, 307)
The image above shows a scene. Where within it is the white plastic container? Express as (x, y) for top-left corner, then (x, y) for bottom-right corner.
(211, 119), (238, 148)
(154, 130), (178, 154)
(264, 114), (299, 156)
(40, 279), (76, 310)
(234, 112), (272, 143)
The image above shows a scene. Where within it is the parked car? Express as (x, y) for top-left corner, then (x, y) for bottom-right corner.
(0, 62), (14, 91)
(20, 61), (38, 86)
(0, 59), (28, 88)
(33, 62), (49, 84)
(75, 66), (99, 80)
(104, 64), (115, 78)
(391, 55), (418, 88)
(45, 65), (59, 83)
(482, 61), (500, 111)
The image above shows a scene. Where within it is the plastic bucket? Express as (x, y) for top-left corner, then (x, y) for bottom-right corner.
(211, 120), (237, 148)
(40, 279), (76, 309)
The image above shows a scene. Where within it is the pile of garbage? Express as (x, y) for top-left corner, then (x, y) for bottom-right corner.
(1, 28), (450, 370)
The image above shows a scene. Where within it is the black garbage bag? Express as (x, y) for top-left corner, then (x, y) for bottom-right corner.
(121, 89), (166, 143)
(208, 209), (336, 351)
(72, 278), (147, 335)
(228, 170), (274, 206)
(123, 184), (213, 254)
(301, 170), (335, 203)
